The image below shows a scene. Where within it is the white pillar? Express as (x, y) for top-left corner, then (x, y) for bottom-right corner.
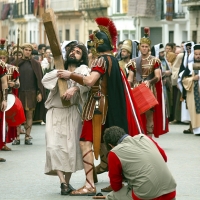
(163, 24), (168, 45)
(174, 23), (180, 45)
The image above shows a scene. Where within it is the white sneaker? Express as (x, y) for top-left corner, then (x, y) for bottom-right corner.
(41, 121), (46, 125)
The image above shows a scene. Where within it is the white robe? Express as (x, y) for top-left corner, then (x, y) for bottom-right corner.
(42, 65), (90, 175)
(182, 72), (200, 134)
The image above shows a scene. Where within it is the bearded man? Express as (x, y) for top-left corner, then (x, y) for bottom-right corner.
(42, 43), (90, 195)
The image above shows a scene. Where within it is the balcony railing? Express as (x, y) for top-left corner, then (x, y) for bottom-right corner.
(182, 0), (200, 6)
(12, 0), (34, 19)
(50, 0), (79, 12)
(79, 0), (109, 10)
(161, 12), (185, 20)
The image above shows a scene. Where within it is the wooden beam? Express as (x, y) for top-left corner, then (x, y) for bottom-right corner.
(42, 8), (70, 106)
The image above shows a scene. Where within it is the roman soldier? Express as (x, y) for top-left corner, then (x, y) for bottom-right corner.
(127, 27), (168, 138)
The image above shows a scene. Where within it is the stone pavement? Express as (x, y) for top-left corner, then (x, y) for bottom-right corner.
(0, 123), (200, 200)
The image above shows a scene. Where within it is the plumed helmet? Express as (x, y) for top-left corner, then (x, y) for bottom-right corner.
(0, 39), (8, 57)
(90, 17), (117, 55)
(140, 27), (151, 46)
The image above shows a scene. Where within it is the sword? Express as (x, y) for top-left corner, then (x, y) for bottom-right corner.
(92, 94), (102, 160)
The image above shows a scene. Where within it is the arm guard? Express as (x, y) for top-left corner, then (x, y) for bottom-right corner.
(70, 73), (84, 85)
(149, 77), (159, 85)
(2, 88), (8, 101)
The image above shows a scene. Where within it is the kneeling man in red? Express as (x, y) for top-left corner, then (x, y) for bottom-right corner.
(104, 126), (176, 200)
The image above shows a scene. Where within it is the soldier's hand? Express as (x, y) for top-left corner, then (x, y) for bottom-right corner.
(8, 81), (15, 88)
(57, 70), (72, 80)
(37, 93), (42, 102)
(144, 80), (150, 88)
(1, 100), (7, 111)
(193, 75), (199, 81)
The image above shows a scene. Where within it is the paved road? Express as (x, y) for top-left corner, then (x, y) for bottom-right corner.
(0, 123), (200, 200)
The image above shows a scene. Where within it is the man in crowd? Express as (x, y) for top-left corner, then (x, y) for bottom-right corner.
(127, 28), (168, 138)
(151, 43), (172, 119)
(104, 126), (176, 200)
(57, 17), (143, 196)
(182, 44), (200, 135)
(12, 43), (45, 145)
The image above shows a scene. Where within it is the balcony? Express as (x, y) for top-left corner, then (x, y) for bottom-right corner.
(182, 0), (200, 6)
(79, 0), (109, 11)
(50, 0), (79, 12)
(161, 12), (186, 20)
(12, 0), (34, 19)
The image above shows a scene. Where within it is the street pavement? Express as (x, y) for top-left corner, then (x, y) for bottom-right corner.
(0, 123), (200, 200)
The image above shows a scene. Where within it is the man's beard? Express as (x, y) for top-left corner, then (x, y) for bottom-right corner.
(121, 55), (129, 60)
(67, 56), (81, 66)
(194, 59), (200, 63)
(159, 56), (164, 60)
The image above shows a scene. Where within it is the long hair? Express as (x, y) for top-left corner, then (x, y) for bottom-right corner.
(64, 43), (88, 70)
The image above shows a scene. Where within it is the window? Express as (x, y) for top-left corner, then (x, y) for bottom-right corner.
(65, 29), (69, 40)
(116, 0), (120, 13)
(88, 30), (92, 35)
(169, 31), (174, 43)
(192, 31), (197, 44)
(75, 29), (79, 41)
(30, 30), (32, 43)
(130, 31), (135, 40)
(59, 30), (62, 42)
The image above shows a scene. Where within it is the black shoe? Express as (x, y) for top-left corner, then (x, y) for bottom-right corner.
(12, 140), (20, 145)
(25, 139), (32, 145)
(0, 158), (6, 162)
(61, 183), (75, 195)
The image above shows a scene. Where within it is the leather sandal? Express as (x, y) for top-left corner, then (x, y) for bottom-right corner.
(1, 145), (12, 151)
(25, 134), (32, 145)
(12, 140), (20, 145)
(25, 139), (32, 145)
(70, 185), (96, 196)
(183, 129), (192, 134)
(60, 183), (75, 195)
(70, 149), (96, 196)
(101, 185), (113, 192)
(0, 158), (6, 162)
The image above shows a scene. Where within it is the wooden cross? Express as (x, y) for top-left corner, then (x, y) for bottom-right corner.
(42, 8), (70, 106)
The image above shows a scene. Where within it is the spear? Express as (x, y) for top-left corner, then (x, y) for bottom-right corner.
(16, 28), (20, 67)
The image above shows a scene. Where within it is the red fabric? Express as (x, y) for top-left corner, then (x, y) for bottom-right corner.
(154, 60), (160, 69)
(121, 70), (144, 136)
(128, 65), (135, 72)
(132, 190), (176, 200)
(12, 69), (19, 80)
(40, 0), (45, 7)
(0, 111), (3, 149)
(153, 80), (169, 137)
(108, 151), (123, 192)
(80, 120), (93, 142)
(0, 67), (7, 76)
(34, 0), (39, 8)
(6, 126), (17, 143)
(140, 81), (169, 138)
(91, 66), (106, 74)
